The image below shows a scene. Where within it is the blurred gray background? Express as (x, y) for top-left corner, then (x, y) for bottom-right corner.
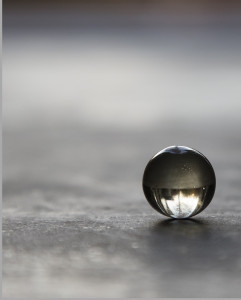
(3, 0), (241, 297)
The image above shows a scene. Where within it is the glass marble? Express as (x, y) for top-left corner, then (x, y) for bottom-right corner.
(142, 146), (216, 219)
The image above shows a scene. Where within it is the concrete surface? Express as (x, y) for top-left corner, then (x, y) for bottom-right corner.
(3, 124), (241, 298)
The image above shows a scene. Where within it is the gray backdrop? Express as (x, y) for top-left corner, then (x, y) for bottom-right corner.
(3, 2), (241, 297)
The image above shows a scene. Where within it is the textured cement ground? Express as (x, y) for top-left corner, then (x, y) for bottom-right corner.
(3, 8), (241, 298)
(3, 124), (241, 298)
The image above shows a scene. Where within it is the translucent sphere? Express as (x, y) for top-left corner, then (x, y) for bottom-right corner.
(142, 146), (216, 219)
